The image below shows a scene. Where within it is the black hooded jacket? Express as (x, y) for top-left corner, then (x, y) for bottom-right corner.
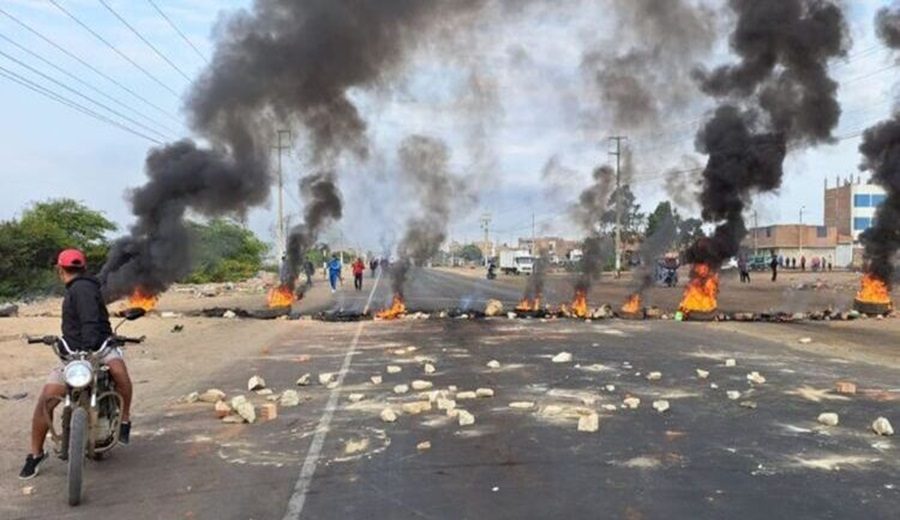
(61, 275), (113, 351)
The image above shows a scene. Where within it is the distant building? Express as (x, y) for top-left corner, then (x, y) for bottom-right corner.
(517, 236), (579, 263)
(824, 177), (886, 241)
(744, 224), (842, 266)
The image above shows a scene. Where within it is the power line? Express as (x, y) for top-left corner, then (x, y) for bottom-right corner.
(0, 6), (182, 125)
(0, 63), (162, 144)
(98, 0), (192, 83)
(0, 47), (171, 141)
(145, 0), (208, 65)
(0, 31), (178, 137)
(47, 0), (181, 98)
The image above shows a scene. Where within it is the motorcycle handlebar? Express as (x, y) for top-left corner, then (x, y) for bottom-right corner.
(113, 335), (145, 344)
(26, 335), (57, 345)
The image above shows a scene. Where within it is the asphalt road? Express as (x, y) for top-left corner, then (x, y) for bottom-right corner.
(4, 269), (898, 519)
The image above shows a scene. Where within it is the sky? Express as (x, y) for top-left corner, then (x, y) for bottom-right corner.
(0, 0), (897, 257)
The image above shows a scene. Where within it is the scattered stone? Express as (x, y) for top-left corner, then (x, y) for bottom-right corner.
(402, 401), (433, 415)
(710, 383), (719, 389)
(380, 408), (398, 423)
(601, 404), (618, 412)
(578, 413), (600, 432)
(551, 352), (573, 363)
(484, 299), (505, 317)
(739, 401), (758, 409)
(266, 395), (279, 402)
(393, 384), (410, 394)
(259, 403), (278, 421)
(508, 401), (535, 409)
(256, 388), (274, 396)
(726, 390), (741, 400)
(222, 310), (237, 319)
(437, 398), (456, 411)
(198, 389), (226, 403)
(817, 413), (839, 427)
(475, 388), (495, 398)
(370, 375), (383, 385)
(646, 371), (662, 381)
(872, 417), (894, 436)
(280, 390), (301, 407)
(247, 375), (266, 391)
(486, 360), (501, 369)
(296, 374), (311, 386)
(724, 359), (736, 367)
(230, 396), (256, 423)
(605, 384), (616, 392)
(222, 415), (244, 424)
(507, 312), (517, 319)
(456, 391), (477, 400)
(21, 485), (34, 496)
(746, 372), (766, 385)
(448, 385), (459, 392)
(696, 369), (710, 379)
(160, 311), (181, 319)
(411, 380), (433, 391)
(326, 381), (339, 390)
(181, 392), (200, 404)
(423, 363), (436, 374)
(798, 337), (813, 344)
(344, 438), (369, 455)
(347, 393), (365, 403)
(835, 381), (857, 395)
(386, 365), (402, 374)
(457, 410), (476, 426)
(318, 373), (335, 385)
(623, 397), (641, 409)
(214, 400), (232, 418)
(417, 441), (432, 451)
(652, 400), (670, 413)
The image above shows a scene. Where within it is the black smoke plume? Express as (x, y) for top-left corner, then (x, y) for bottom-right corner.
(859, 4), (900, 288)
(282, 173), (343, 290)
(100, 0), (489, 301)
(389, 135), (468, 296)
(632, 210), (677, 295)
(572, 165), (615, 294)
(685, 0), (848, 270)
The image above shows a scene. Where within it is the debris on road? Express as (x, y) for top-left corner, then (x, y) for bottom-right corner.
(747, 372), (767, 385)
(798, 337), (813, 344)
(456, 391), (477, 400)
(214, 400), (231, 418)
(393, 384), (410, 394)
(180, 392), (200, 404)
(259, 402), (278, 421)
(739, 401), (758, 409)
(623, 397), (640, 409)
(710, 383), (719, 389)
(484, 299), (504, 317)
(387, 365), (402, 374)
(437, 398), (456, 412)
(411, 380), (433, 391)
(818, 413), (840, 426)
(417, 441), (432, 451)
(578, 413), (600, 432)
(402, 401), (432, 415)
(457, 410), (476, 426)
(872, 417), (894, 436)
(318, 373), (335, 385)
(229, 395), (256, 423)
(646, 371), (662, 381)
(280, 390), (301, 407)
(222, 310), (237, 319)
(696, 369), (710, 379)
(247, 375), (266, 391)
(347, 393), (365, 403)
(380, 408), (398, 423)
(475, 388), (495, 398)
(296, 373), (311, 386)
(256, 388), (274, 396)
(370, 375), (383, 385)
(726, 390), (742, 400)
(21, 486), (34, 496)
(605, 385), (616, 392)
(198, 389), (226, 403)
(486, 360), (501, 369)
(834, 381), (857, 395)
(508, 401), (535, 409)
(423, 363), (436, 374)
(725, 359), (736, 367)
(344, 438), (369, 455)
(552, 352), (573, 363)
(652, 400), (670, 413)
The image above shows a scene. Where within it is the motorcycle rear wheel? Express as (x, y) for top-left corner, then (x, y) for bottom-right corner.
(67, 408), (88, 506)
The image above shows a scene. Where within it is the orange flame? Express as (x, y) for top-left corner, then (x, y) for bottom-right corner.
(127, 287), (158, 312)
(856, 273), (892, 305)
(679, 264), (718, 314)
(376, 294), (407, 320)
(569, 289), (589, 318)
(267, 285), (295, 308)
(515, 296), (541, 312)
(621, 293), (642, 314)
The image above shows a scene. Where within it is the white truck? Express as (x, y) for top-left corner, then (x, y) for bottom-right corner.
(499, 250), (534, 275)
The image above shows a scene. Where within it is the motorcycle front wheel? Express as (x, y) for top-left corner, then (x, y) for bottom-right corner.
(67, 407), (88, 506)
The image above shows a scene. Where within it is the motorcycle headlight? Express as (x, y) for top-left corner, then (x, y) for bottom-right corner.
(63, 361), (93, 388)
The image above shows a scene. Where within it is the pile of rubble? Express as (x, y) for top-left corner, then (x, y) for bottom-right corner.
(180, 374), (304, 424)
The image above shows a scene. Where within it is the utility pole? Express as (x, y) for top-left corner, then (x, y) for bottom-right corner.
(273, 129), (292, 265)
(480, 213), (492, 266)
(799, 205), (805, 257)
(531, 211), (536, 256)
(752, 210), (759, 256)
(609, 136), (628, 276)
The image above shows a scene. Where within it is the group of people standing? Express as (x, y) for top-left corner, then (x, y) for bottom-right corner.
(737, 253), (835, 284)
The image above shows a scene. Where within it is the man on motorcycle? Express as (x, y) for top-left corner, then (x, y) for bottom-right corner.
(19, 249), (134, 480)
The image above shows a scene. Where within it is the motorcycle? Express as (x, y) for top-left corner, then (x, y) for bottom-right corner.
(26, 307), (146, 506)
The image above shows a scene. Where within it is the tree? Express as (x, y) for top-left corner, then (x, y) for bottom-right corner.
(460, 244), (484, 263)
(601, 185), (645, 241)
(185, 219), (268, 283)
(677, 217), (705, 250)
(645, 201), (676, 240)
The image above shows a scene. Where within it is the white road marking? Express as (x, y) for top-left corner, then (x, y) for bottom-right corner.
(282, 269), (381, 520)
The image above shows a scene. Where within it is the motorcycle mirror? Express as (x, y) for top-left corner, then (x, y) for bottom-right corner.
(122, 308), (146, 320)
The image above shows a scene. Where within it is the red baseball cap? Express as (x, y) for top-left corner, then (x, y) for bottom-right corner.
(57, 249), (87, 268)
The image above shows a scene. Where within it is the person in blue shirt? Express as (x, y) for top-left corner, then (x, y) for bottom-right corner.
(327, 254), (342, 293)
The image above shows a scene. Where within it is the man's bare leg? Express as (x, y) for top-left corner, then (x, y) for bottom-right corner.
(106, 359), (132, 422)
(31, 384), (66, 456)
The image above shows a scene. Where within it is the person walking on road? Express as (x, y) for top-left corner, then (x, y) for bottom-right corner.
(738, 255), (751, 284)
(770, 253), (778, 282)
(352, 258), (365, 291)
(303, 260), (315, 287)
(327, 254), (342, 294)
(369, 258), (378, 277)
